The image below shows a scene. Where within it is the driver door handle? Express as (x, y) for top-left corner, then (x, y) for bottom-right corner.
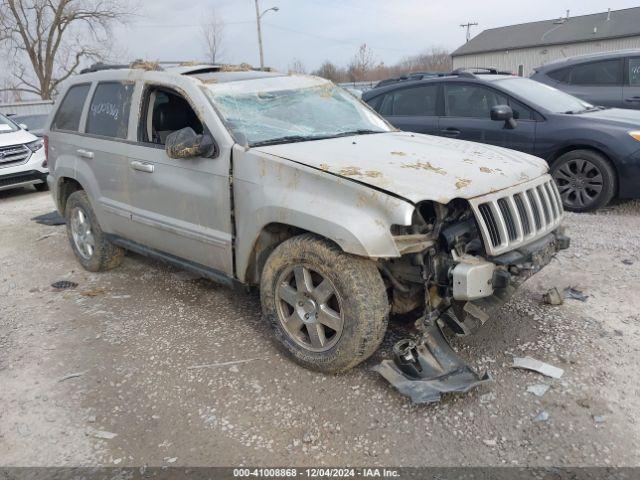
(440, 128), (461, 137)
(76, 149), (94, 159)
(625, 96), (640, 103)
(130, 161), (154, 173)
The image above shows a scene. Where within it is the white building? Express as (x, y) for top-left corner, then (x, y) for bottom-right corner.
(451, 7), (640, 77)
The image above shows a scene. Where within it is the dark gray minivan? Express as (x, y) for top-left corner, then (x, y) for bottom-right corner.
(531, 50), (640, 109)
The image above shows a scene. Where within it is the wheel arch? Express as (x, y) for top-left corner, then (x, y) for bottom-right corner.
(55, 176), (85, 215)
(241, 221), (370, 286)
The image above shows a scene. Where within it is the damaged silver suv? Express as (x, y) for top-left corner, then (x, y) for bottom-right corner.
(46, 63), (569, 403)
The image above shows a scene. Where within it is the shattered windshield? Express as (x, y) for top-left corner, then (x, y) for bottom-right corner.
(206, 82), (391, 146)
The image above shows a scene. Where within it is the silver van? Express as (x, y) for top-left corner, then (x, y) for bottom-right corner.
(46, 63), (569, 402)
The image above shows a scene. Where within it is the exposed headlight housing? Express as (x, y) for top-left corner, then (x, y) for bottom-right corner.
(26, 139), (43, 152)
(629, 131), (640, 142)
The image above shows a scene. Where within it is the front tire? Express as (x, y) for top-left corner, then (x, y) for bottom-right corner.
(260, 234), (389, 373)
(551, 150), (616, 212)
(65, 190), (124, 272)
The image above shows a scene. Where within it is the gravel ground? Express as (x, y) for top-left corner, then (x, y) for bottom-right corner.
(1, 187), (639, 467)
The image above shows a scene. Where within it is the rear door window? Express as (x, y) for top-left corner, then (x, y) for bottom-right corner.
(629, 58), (640, 86)
(569, 59), (623, 85)
(378, 85), (439, 116)
(51, 84), (90, 132)
(86, 82), (134, 139)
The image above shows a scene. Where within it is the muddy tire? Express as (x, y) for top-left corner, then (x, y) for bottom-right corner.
(260, 234), (389, 373)
(551, 150), (616, 212)
(65, 190), (124, 272)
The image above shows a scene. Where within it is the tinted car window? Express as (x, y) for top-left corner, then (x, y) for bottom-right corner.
(51, 84), (90, 131)
(630, 58), (640, 86)
(378, 85), (438, 116)
(445, 84), (507, 118)
(569, 59), (622, 85)
(509, 98), (534, 120)
(86, 82), (134, 139)
(547, 67), (570, 83)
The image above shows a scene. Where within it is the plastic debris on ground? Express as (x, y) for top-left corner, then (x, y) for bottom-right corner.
(534, 410), (550, 422)
(512, 357), (564, 379)
(526, 383), (551, 397)
(563, 286), (588, 302)
(542, 287), (563, 305)
(32, 211), (65, 226)
(51, 280), (78, 290)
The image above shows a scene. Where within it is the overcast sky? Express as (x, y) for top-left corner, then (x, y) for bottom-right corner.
(114, 0), (640, 72)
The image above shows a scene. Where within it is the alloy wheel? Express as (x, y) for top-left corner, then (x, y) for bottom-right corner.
(275, 265), (344, 352)
(70, 207), (96, 260)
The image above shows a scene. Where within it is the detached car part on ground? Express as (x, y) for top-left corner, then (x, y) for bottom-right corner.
(46, 65), (569, 404)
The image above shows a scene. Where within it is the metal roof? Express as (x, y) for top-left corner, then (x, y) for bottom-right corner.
(452, 7), (640, 57)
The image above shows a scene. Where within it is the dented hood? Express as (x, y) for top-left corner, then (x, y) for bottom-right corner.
(254, 131), (548, 204)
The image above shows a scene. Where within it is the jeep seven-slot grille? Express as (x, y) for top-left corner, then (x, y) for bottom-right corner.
(0, 144), (31, 169)
(470, 176), (563, 256)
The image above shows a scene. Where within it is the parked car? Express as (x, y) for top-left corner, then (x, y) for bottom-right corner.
(46, 64), (568, 398)
(0, 112), (48, 192)
(10, 113), (49, 137)
(530, 49), (640, 109)
(363, 69), (640, 212)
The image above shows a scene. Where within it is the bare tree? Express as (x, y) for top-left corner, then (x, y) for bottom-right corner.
(347, 43), (377, 81)
(288, 58), (306, 75)
(312, 60), (344, 82)
(201, 8), (225, 64)
(0, 0), (132, 100)
(397, 47), (452, 73)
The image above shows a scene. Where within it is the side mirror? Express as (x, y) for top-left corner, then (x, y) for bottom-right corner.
(490, 105), (517, 129)
(165, 127), (216, 159)
(19, 123), (28, 130)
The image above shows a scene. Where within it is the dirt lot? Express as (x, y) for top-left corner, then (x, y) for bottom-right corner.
(1, 188), (640, 467)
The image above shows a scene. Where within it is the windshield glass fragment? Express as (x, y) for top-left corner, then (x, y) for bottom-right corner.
(206, 83), (390, 146)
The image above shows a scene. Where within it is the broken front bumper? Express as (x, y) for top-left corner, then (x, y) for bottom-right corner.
(455, 227), (570, 333)
(375, 227), (569, 405)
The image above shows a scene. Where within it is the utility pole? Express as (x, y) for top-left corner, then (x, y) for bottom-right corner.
(254, 0), (279, 70)
(460, 22), (478, 42)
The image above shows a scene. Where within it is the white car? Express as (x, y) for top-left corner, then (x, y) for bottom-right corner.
(0, 113), (48, 192)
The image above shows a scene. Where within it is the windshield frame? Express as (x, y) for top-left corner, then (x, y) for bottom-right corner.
(203, 77), (394, 147)
(493, 77), (595, 115)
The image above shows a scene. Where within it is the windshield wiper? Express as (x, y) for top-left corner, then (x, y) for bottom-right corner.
(250, 135), (323, 147)
(333, 129), (384, 137)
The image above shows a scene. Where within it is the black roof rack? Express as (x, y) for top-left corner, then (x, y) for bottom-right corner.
(450, 67), (513, 77)
(372, 67), (514, 88)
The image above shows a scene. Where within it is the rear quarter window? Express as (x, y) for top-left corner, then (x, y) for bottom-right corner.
(51, 84), (90, 132)
(86, 82), (135, 139)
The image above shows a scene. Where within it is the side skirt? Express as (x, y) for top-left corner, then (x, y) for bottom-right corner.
(107, 235), (239, 288)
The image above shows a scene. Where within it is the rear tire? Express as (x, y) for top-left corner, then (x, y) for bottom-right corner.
(65, 190), (124, 272)
(260, 234), (389, 373)
(551, 150), (616, 212)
